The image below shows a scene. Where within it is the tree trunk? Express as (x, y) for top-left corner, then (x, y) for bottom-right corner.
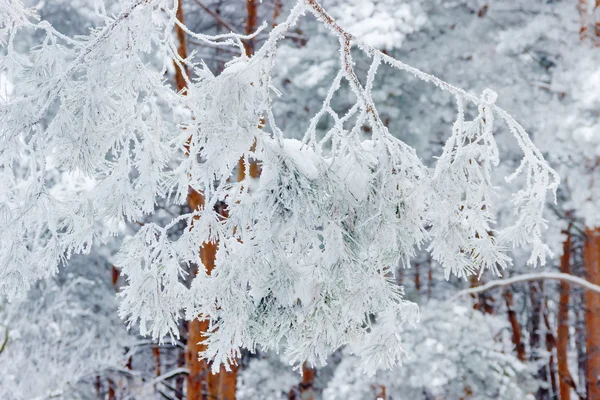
(427, 261), (433, 300)
(414, 262), (421, 294)
(585, 227), (600, 398)
(529, 282), (549, 399)
(244, 0), (258, 56)
(558, 230), (573, 400)
(153, 346), (162, 377)
(504, 290), (526, 362)
(300, 363), (316, 400)
(174, 0), (189, 92)
(470, 275), (494, 314)
(374, 384), (386, 400)
(176, 336), (186, 399)
(173, 1), (214, 398)
(108, 378), (116, 400)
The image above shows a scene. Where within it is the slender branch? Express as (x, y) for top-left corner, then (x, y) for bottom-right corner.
(451, 272), (600, 301)
(0, 328), (8, 355)
(192, 0), (237, 33)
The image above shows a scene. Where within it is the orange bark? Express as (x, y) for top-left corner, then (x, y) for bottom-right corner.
(153, 346), (161, 376)
(414, 262), (421, 293)
(504, 290), (526, 362)
(427, 262), (432, 300)
(244, 0), (258, 56)
(179, 2), (241, 395)
(374, 384), (386, 400)
(557, 230), (573, 400)
(174, 0), (189, 93)
(173, 1), (215, 398)
(585, 227), (600, 398)
(470, 275), (494, 314)
(300, 363), (316, 400)
(108, 379), (116, 400)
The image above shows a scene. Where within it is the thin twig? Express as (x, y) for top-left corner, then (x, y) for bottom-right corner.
(192, 0), (237, 33)
(0, 328), (8, 355)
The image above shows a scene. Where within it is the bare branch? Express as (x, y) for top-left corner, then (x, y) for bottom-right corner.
(451, 272), (600, 302)
(192, 0), (236, 33)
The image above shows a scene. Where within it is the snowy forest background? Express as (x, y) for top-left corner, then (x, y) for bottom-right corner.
(2, 0), (600, 399)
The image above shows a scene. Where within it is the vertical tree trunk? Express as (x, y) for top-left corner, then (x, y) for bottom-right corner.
(300, 363), (316, 400)
(504, 290), (526, 362)
(397, 266), (404, 287)
(558, 229), (573, 400)
(108, 379), (116, 400)
(175, 333), (186, 399)
(374, 384), (386, 400)
(218, 363), (240, 400)
(529, 282), (549, 400)
(470, 275), (494, 314)
(414, 262), (421, 294)
(427, 261), (433, 300)
(244, 0), (258, 56)
(95, 376), (102, 399)
(173, 1), (214, 398)
(174, 0), (189, 92)
(543, 310), (558, 398)
(153, 346), (162, 377)
(585, 227), (600, 398)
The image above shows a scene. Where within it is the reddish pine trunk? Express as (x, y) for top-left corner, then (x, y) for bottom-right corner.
(174, 1), (213, 397)
(414, 262), (421, 293)
(174, 0), (189, 92)
(504, 290), (526, 362)
(470, 275), (494, 314)
(244, 0), (258, 56)
(374, 384), (386, 400)
(300, 363), (316, 400)
(529, 282), (551, 399)
(108, 379), (116, 400)
(557, 230), (573, 400)
(585, 227), (600, 398)
(576, 290), (588, 397)
(543, 310), (558, 397)
(95, 376), (102, 399)
(289, 363), (316, 400)
(153, 346), (161, 376)
(427, 261), (433, 300)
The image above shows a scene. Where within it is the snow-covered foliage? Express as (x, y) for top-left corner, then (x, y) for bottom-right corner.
(237, 356), (300, 400)
(330, 0), (426, 50)
(0, 0), (559, 375)
(324, 301), (536, 400)
(0, 258), (131, 400)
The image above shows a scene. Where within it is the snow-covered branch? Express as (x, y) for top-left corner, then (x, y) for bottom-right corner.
(0, 0), (561, 376)
(450, 272), (600, 301)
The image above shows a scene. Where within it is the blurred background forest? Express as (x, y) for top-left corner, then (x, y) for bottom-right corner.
(2, 0), (600, 399)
